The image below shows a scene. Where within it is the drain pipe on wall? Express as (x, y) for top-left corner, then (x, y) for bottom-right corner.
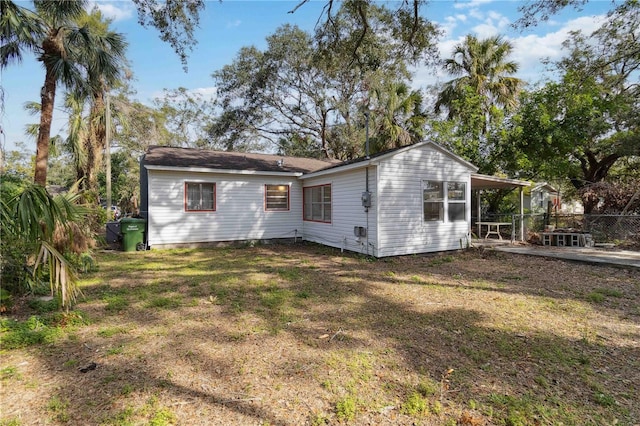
(365, 111), (370, 256)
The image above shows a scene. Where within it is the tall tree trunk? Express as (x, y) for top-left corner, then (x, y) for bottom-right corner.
(575, 151), (621, 214)
(320, 109), (330, 159)
(582, 195), (599, 214)
(87, 91), (106, 192)
(34, 66), (57, 186)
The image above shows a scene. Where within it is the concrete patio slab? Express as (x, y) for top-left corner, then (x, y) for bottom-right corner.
(493, 245), (640, 269)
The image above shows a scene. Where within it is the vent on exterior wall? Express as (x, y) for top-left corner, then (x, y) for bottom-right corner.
(354, 226), (367, 237)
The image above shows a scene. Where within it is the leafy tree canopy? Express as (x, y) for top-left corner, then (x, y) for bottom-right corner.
(210, 2), (440, 159)
(152, 87), (217, 149)
(130, 0), (204, 70)
(500, 3), (639, 212)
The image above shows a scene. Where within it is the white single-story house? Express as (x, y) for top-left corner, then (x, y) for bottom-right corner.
(524, 182), (558, 214)
(140, 142), (527, 257)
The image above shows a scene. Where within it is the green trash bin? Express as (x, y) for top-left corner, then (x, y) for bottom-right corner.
(120, 218), (146, 252)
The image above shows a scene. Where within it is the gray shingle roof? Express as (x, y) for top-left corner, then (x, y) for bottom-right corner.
(142, 146), (341, 174)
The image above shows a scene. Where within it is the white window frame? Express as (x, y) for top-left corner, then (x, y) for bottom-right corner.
(423, 180), (444, 222)
(265, 184), (290, 211)
(447, 182), (466, 222)
(185, 182), (216, 212)
(423, 180), (467, 223)
(303, 184), (332, 223)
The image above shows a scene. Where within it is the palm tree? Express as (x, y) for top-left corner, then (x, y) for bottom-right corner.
(435, 34), (523, 128)
(0, 1), (126, 187)
(62, 92), (89, 183)
(370, 81), (426, 153)
(67, 9), (127, 193)
(1, 182), (87, 311)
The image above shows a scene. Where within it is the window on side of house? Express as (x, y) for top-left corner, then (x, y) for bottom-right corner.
(265, 184), (290, 211)
(447, 182), (466, 222)
(303, 184), (331, 223)
(185, 182), (216, 211)
(423, 180), (444, 221)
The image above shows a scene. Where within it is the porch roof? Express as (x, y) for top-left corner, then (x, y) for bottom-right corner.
(471, 173), (531, 190)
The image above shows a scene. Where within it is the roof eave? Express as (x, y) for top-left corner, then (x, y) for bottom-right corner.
(471, 173), (531, 190)
(144, 164), (304, 177)
(298, 160), (373, 180)
(300, 141), (479, 179)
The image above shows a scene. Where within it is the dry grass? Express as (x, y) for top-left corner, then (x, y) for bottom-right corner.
(1, 243), (639, 425)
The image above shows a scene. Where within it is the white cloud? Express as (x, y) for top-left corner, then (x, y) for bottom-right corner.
(438, 36), (464, 59)
(226, 19), (242, 29)
(486, 11), (503, 21)
(411, 11), (609, 89)
(150, 87), (218, 102)
(467, 9), (511, 37)
(190, 87), (218, 100)
(468, 8), (484, 20)
(471, 23), (500, 38)
(440, 16), (459, 37)
(453, 0), (497, 10)
(437, 11), (474, 38)
(510, 14), (608, 83)
(88, 1), (134, 22)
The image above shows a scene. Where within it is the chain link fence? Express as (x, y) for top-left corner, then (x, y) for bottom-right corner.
(579, 215), (640, 244)
(485, 214), (640, 245)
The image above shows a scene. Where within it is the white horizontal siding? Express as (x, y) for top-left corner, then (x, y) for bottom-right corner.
(147, 170), (302, 246)
(300, 167), (378, 256)
(377, 145), (473, 257)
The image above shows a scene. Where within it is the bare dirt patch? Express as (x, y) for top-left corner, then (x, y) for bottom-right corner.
(1, 244), (639, 425)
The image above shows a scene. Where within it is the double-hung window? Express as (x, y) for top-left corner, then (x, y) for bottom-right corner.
(185, 182), (216, 211)
(265, 184), (290, 211)
(447, 182), (466, 222)
(303, 184), (331, 223)
(423, 181), (444, 221)
(423, 180), (466, 222)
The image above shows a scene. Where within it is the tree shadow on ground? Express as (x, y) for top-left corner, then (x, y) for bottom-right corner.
(3, 244), (638, 425)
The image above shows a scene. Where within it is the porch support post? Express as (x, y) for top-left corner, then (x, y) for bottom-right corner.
(520, 187), (524, 241)
(477, 189), (482, 239)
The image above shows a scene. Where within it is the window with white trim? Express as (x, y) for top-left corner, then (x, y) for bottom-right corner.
(265, 184), (290, 211)
(423, 180), (466, 222)
(185, 182), (216, 211)
(423, 181), (444, 221)
(447, 182), (466, 222)
(303, 184), (331, 222)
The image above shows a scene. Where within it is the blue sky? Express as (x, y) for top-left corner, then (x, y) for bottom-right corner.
(0, 0), (613, 153)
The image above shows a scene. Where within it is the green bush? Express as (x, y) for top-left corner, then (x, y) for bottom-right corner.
(336, 395), (357, 421)
(0, 237), (38, 296)
(28, 297), (60, 313)
(0, 288), (14, 312)
(0, 316), (63, 349)
(401, 392), (429, 416)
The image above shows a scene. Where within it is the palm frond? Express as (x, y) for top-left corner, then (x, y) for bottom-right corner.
(0, 1), (44, 67)
(33, 0), (86, 28)
(34, 240), (81, 311)
(13, 184), (60, 241)
(23, 100), (42, 116)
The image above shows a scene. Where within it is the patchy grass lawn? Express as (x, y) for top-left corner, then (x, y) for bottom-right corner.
(1, 243), (639, 425)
